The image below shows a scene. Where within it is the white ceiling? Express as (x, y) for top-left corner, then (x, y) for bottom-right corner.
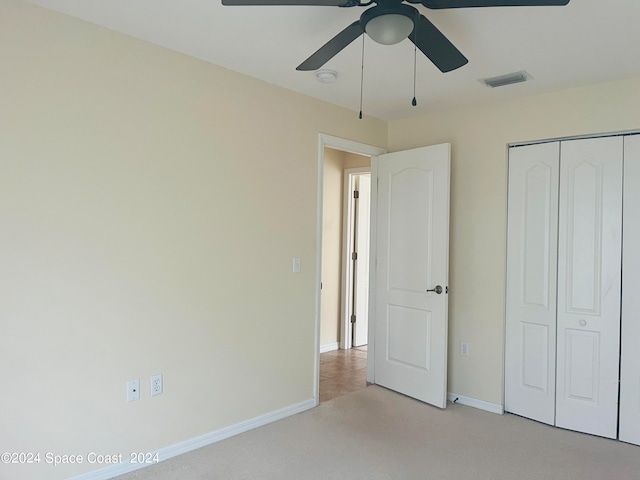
(25, 0), (640, 121)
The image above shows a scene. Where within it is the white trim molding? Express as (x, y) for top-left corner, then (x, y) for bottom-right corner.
(448, 392), (504, 415)
(67, 398), (316, 480)
(320, 342), (339, 353)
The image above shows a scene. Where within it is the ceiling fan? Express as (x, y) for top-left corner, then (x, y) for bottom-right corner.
(221, 0), (570, 74)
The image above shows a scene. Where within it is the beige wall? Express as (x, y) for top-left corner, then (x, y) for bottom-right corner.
(5, 1), (640, 476)
(0, 1), (386, 478)
(343, 151), (372, 170)
(320, 149), (370, 347)
(388, 77), (640, 405)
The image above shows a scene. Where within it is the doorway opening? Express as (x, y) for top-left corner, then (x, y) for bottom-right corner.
(316, 137), (452, 408)
(315, 135), (385, 404)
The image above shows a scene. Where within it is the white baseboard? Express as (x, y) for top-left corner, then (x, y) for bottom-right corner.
(448, 392), (504, 415)
(319, 342), (339, 353)
(67, 398), (316, 480)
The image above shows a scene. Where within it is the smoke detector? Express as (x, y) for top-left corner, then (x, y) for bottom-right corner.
(479, 70), (532, 88)
(315, 69), (338, 83)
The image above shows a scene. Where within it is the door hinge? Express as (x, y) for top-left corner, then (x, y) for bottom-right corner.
(350, 314), (356, 324)
(353, 190), (359, 199)
(352, 252), (358, 261)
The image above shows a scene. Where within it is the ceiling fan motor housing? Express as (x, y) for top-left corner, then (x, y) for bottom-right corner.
(360, 2), (418, 45)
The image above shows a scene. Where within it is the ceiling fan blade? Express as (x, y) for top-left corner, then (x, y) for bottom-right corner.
(222, 0), (352, 5)
(421, 0), (569, 9)
(296, 21), (363, 71)
(410, 14), (468, 73)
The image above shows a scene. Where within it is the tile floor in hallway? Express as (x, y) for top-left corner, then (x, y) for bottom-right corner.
(319, 346), (368, 403)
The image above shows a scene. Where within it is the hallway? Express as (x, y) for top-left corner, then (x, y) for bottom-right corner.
(319, 346), (368, 403)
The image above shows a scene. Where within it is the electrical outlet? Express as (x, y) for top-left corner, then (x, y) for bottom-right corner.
(461, 342), (469, 357)
(150, 374), (163, 397)
(127, 379), (140, 402)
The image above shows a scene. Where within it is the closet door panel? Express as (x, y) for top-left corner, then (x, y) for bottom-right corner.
(556, 136), (623, 439)
(620, 134), (640, 446)
(505, 142), (559, 425)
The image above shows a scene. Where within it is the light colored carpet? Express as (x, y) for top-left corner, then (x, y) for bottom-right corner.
(117, 385), (640, 480)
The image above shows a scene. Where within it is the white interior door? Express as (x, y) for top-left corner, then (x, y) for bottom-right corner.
(504, 142), (560, 425)
(373, 143), (450, 408)
(619, 134), (640, 446)
(353, 174), (370, 347)
(555, 136), (623, 439)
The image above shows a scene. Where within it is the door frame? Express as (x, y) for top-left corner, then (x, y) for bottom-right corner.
(340, 167), (371, 351)
(315, 134), (386, 405)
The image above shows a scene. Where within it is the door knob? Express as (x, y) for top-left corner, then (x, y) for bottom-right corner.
(427, 285), (443, 294)
(579, 319), (587, 327)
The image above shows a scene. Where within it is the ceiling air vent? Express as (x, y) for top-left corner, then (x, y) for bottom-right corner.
(479, 71), (532, 88)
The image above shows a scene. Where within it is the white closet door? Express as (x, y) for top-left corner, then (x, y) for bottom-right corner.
(505, 142), (560, 425)
(555, 136), (623, 439)
(620, 134), (640, 446)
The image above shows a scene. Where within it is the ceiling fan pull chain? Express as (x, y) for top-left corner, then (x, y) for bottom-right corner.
(412, 46), (417, 106)
(412, 10), (418, 107)
(359, 34), (365, 119)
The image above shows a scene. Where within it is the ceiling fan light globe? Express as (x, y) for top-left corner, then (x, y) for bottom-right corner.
(365, 14), (414, 45)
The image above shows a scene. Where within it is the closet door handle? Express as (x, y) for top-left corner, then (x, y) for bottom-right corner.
(427, 285), (443, 294)
(579, 319), (587, 327)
